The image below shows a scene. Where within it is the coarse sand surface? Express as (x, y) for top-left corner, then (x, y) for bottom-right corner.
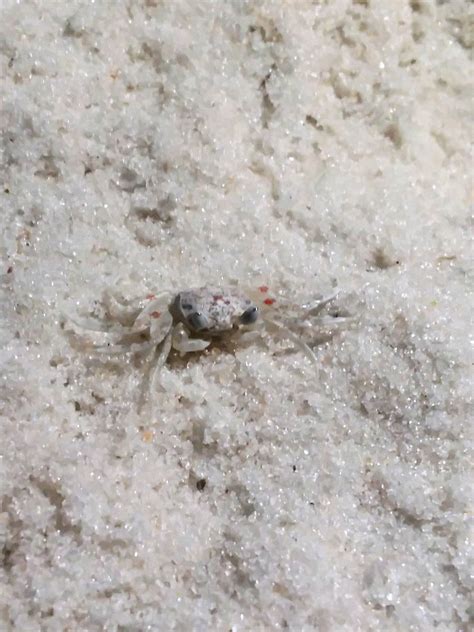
(1, 1), (472, 630)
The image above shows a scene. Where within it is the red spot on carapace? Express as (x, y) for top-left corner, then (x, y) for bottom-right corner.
(146, 293), (156, 300)
(258, 285), (269, 293)
(151, 311), (161, 318)
(264, 298), (276, 306)
(7, 267), (13, 274)
(213, 295), (223, 301)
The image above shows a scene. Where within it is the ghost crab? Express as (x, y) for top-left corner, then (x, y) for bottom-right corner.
(69, 285), (347, 385)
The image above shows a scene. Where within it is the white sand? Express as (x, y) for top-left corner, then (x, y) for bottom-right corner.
(1, 1), (472, 630)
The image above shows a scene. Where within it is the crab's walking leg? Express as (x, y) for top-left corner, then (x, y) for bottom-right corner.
(96, 310), (173, 357)
(172, 323), (210, 356)
(149, 331), (173, 393)
(289, 292), (353, 327)
(132, 292), (171, 333)
(138, 332), (173, 410)
(149, 310), (173, 345)
(265, 318), (318, 366)
(66, 318), (130, 346)
(94, 340), (156, 355)
(103, 290), (142, 323)
(138, 312), (174, 404)
(311, 315), (354, 326)
(301, 292), (339, 317)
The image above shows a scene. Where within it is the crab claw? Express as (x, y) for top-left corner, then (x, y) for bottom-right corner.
(172, 324), (210, 355)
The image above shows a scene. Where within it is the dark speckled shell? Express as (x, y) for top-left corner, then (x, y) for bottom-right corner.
(172, 287), (254, 334)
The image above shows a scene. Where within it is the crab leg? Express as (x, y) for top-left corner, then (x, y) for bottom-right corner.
(93, 340), (157, 355)
(301, 292), (339, 317)
(149, 310), (173, 345)
(287, 292), (353, 328)
(265, 318), (318, 365)
(66, 318), (130, 346)
(95, 310), (174, 355)
(132, 292), (171, 333)
(311, 315), (354, 326)
(102, 290), (142, 323)
(148, 332), (173, 392)
(137, 333), (173, 410)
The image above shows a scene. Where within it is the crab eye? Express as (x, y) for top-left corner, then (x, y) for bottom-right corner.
(187, 312), (209, 332)
(240, 306), (259, 325)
